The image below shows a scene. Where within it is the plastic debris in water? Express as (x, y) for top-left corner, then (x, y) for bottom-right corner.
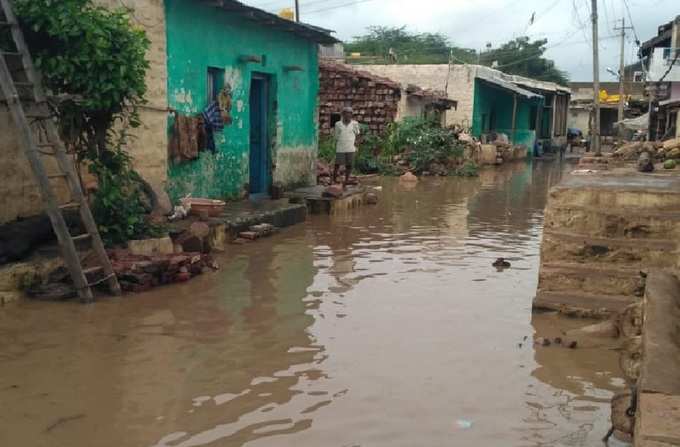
(456, 419), (473, 429)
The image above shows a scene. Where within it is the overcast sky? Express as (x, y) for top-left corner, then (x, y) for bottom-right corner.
(242, 0), (677, 82)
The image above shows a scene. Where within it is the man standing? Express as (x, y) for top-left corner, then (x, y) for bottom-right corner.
(333, 107), (360, 185)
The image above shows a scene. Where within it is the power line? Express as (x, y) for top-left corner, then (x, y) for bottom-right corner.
(621, 0), (641, 45)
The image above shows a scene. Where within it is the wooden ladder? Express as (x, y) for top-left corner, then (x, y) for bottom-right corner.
(0, 0), (121, 302)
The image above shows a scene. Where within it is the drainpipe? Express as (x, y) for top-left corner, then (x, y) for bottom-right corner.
(511, 94), (518, 144)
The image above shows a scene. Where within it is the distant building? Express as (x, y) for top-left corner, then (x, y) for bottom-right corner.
(360, 64), (570, 150)
(567, 82), (646, 138)
(639, 15), (680, 139)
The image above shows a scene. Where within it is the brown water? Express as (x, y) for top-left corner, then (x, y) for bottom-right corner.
(0, 161), (625, 447)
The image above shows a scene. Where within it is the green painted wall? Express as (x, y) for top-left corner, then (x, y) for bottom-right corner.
(471, 79), (543, 150)
(165, 0), (320, 201)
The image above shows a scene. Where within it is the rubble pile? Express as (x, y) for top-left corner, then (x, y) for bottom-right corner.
(108, 249), (218, 293)
(612, 137), (680, 164)
(319, 61), (401, 135)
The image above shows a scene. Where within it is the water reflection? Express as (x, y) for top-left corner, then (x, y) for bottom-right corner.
(0, 160), (623, 447)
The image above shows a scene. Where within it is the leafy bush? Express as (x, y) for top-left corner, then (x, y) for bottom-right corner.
(14, 0), (155, 245)
(318, 135), (336, 163)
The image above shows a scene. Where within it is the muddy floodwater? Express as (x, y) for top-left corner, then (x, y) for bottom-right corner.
(0, 161), (625, 447)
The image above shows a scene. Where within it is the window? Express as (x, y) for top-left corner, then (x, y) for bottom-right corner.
(207, 67), (225, 103)
(529, 106), (537, 130)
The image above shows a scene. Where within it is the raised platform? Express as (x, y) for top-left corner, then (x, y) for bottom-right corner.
(535, 169), (680, 317)
(169, 198), (307, 251)
(287, 185), (367, 215)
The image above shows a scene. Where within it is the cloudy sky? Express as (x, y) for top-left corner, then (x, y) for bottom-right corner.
(242, 0), (677, 82)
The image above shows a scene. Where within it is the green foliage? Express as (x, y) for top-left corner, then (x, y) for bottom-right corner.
(480, 37), (569, 86)
(318, 135), (336, 163)
(88, 147), (160, 245)
(14, 0), (155, 245)
(346, 26), (476, 65)
(405, 126), (465, 174)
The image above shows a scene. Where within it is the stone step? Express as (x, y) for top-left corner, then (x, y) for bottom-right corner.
(550, 176), (680, 211)
(639, 271), (680, 395)
(544, 205), (680, 240)
(635, 271), (680, 447)
(538, 262), (645, 296)
(533, 290), (638, 318)
(540, 231), (678, 269)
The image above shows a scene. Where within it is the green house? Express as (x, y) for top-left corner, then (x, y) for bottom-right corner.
(165, 0), (338, 201)
(470, 69), (545, 149)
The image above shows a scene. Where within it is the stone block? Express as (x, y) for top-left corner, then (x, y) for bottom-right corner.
(208, 223), (227, 253)
(636, 393), (680, 446)
(128, 237), (174, 256)
(480, 144), (498, 165)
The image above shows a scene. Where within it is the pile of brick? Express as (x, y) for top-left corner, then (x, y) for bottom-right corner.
(108, 249), (218, 293)
(319, 61), (401, 135)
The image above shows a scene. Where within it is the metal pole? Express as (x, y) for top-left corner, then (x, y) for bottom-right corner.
(295, 0), (300, 22)
(617, 18), (626, 124)
(591, 0), (601, 155)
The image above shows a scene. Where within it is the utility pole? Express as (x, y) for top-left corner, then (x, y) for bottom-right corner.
(591, 0), (601, 155)
(614, 18), (634, 124)
(295, 0), (300, 22)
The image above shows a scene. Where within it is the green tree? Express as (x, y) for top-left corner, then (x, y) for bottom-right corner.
(345, 26), (476, 65)
(480, 37), (569, 85)
(11, 0), (156, 244)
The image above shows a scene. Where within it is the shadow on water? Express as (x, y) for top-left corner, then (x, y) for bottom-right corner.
(0, 160), (624, 447)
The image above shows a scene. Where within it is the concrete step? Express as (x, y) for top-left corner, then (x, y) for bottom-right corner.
(544, 205), (680, 240)
(635, 270), (680, 447)
(639, 271), (680, 395)
(533, 290), (638, 318)
(538, 262), (645, 296)
(549, 175), (680, 211)
(540, 231), (678, 269)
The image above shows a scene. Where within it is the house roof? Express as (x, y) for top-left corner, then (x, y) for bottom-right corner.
(405, 84), (457, 109)
(640, 16), (679, 55)
(319, 61), (402, 90)
(198, 0), (340, 44)
(509, 75), (571, 94)
(473, 66), (543, 100)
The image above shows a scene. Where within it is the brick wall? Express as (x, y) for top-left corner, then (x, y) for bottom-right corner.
(319, 62), (401, 135)
(0, 0), (168, 224)
(360, 64), (476, 129)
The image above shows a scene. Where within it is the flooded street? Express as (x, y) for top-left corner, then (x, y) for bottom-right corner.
(0, 161), (625, 447)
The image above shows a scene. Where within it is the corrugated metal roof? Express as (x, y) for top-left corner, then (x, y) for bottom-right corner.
(474, 66), (543, 99)
(508, 75), (571, 94)
(197, 0), (340, 44)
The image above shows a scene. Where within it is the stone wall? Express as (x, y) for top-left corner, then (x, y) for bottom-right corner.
(360, 64), (476, 129)
(319, 62), (401, 135)
(0, 0), (168, 224)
